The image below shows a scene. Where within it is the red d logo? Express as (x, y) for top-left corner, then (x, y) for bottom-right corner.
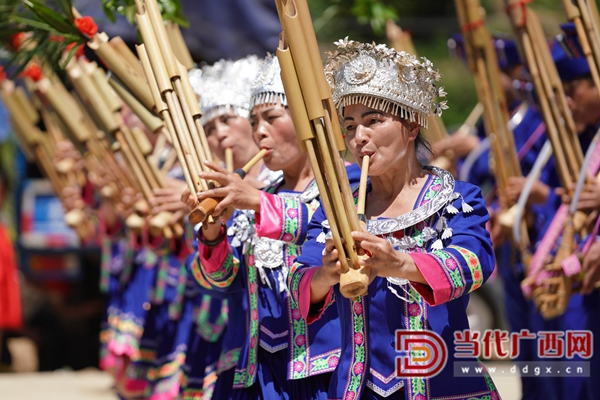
(395, 330), (448, 378)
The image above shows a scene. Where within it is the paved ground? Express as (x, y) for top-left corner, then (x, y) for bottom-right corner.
(0, 362), (521, 400)
(0, 369), (115, 400)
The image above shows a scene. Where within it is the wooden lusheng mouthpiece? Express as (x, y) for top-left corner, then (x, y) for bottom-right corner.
(187, 149), (269, 225)
(339, 155), (371, 298)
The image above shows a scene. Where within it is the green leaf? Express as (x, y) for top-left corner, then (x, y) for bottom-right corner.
(55, 0), (73, 20)
(11, 15), (57, 32)
(24, 1), (76, 34)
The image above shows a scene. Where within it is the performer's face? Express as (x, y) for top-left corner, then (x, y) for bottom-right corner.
(343, 103), (419, 177)
(564, 78), (600, 132)
(249, 103), (301, 171)
(204, 111), (258, 169)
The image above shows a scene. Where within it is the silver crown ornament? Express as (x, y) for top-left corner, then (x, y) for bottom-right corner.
(325, 37), (448, 128)
(249, 54), (287, 110)
(188, 55), (261, 125)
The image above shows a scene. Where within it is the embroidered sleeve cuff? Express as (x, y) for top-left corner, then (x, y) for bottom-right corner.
(256, 192), (305, 244)
(255, 192), (284, 239)
(199, 240), (230, 273)
(410, 252), (452, 306)
(292, 266), (334, 323)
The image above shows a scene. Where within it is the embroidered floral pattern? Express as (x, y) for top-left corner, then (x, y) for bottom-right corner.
(308, 350), (340, 375)
(344, 297), (368, 399)
(233, 248), (260, 388)
(218, 348), (240, 373)
(429, 250), (466, 300)
(190, 256), (212, 289)
(203, 252), (239, 288)
(450, 245), (484, 292)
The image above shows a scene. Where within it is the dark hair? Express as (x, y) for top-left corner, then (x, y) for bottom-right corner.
(415, 131), (433, 159)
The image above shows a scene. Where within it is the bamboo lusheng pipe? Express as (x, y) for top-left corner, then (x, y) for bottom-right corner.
(456, 0), (535, 281)
(86, 64), (167, 191)
(108, 76), (165, 135)
(188, 149), (269, 224)
(73, 62), (176, 237)
(224, 148), (234, 173)
(505, 0), (587, 318)
(276, 35), (353, 273)
(2, 84), (93, 238)
(74, 60), (163, 192)
(166, 21), (195, 71)
(135, 5), (206, 190)
(339, 155), (371, 297)
(108, 36), (146, 79)
(177, 61), (214, 164)
(577, 0), (600, 80)
(135, 2), (220, 225)
(562, 0), (600, 93)
(275, 3), (369, 298)
(456, 0), (522, 210)
(137, 43), (197, 196)
(279, 0), (361, 235)
(72, 6), (154, 112)
(36, 77), (130, 192)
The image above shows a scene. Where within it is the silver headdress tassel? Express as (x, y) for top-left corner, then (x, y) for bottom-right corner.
(249, 54), (287, 110)
(188, 55), (261, 125)
(324, 37), (448, 128)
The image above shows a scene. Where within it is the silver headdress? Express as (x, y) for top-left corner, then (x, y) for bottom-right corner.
(188, 55), (261, 125)
(249, 54), (287, 110)
(324, 37), (448, 128)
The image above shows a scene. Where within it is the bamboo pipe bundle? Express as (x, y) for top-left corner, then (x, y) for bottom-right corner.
(70, 58), (178, 238)
(134, 0), (220, 225)
(455, 0), (522, 210)
(561, 0), (600, 92)
(275, 0), (369, 298)
(505, 1), (585, 319)
(456, 0), (535, 276)
(35, 77), (133, 194)
(106, 74), (173, 174)
(1, 82), (93, 239)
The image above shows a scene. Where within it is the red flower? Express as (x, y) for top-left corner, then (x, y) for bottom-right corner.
(328, 356), (339, 368)
(65, 42), (85, 59)
(295, 334), (306, 346)
(353, 302), (363, 315)
(353, 361), (364, 375)
(49, 35), (64, 42)
(0, 67), (5, 82)
(22, 63), (43, 82)
(9, 32), (26, 50)
(75, 16), (98, 37)
(354, 332), (364, 345)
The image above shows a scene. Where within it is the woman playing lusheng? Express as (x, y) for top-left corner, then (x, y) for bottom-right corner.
(288, 38), (500, 399)
(183, 55), (359, 399)
(182, 55), (281, 400)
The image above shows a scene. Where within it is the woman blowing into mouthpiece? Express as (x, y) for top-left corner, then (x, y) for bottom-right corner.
(288, 38), (501, 399)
